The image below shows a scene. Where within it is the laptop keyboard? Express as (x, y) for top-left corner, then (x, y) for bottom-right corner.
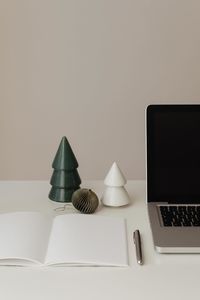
(160, 205), (200, 227)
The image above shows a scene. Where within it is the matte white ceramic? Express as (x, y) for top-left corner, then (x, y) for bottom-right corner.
(104, 162), (127, 187)
(101, 186), (130, 207)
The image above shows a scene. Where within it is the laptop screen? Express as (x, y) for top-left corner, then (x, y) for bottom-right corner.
(147, 105), (200, 203)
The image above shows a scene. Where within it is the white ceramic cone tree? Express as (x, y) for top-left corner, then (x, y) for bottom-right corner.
(101, 162), (130, 207)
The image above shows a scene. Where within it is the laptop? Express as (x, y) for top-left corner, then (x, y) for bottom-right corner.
(146, 104), (200, 253)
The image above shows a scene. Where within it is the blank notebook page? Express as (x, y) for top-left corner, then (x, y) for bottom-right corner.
(0, 212), (51, 263)
(45, 214), (128, 266)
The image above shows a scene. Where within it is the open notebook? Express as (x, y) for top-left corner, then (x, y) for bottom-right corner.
(0, 212), (128, 266)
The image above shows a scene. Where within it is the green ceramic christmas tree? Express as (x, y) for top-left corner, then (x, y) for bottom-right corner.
(49, 136), (81, 202)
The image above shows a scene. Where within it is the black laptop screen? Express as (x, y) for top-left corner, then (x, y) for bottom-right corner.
(147, 105), (200, 203)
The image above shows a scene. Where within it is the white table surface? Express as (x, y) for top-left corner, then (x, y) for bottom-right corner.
(0, 180), (199, 300)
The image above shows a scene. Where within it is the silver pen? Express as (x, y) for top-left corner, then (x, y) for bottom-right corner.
(133, 230), (143, 265)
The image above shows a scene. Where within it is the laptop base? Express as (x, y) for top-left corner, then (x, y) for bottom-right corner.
(148, 203), (200, 253)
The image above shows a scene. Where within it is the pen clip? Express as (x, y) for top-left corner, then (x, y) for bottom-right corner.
(133, 230), (143, 265)
(133, 231), (137, 244)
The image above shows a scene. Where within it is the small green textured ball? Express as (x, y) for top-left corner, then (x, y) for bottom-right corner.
(72, 189), (99, 214)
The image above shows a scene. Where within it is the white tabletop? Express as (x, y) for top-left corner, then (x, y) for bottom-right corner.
(0, 180), (199, 300)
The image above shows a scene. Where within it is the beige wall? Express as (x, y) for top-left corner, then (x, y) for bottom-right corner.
(1, 0), (200, 180)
